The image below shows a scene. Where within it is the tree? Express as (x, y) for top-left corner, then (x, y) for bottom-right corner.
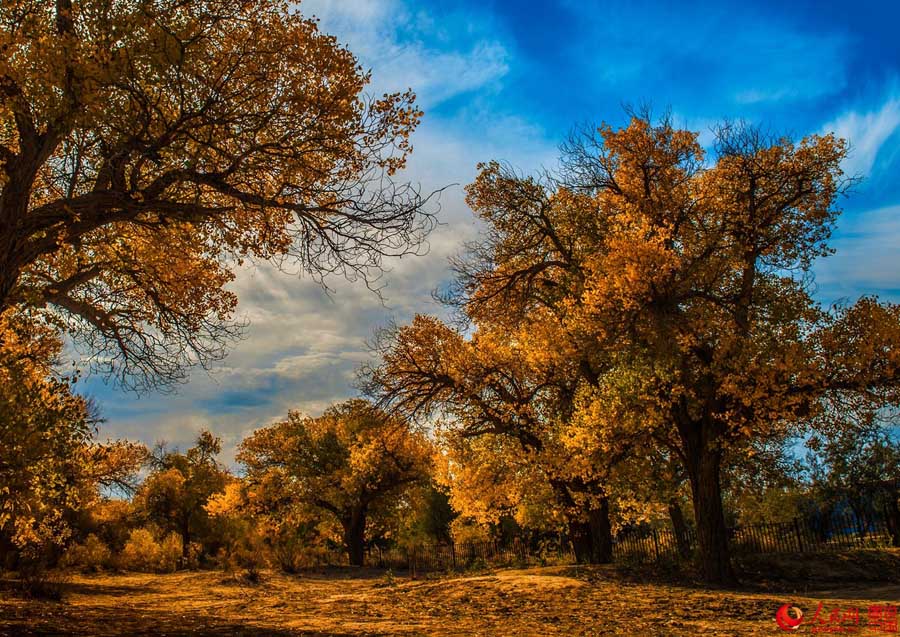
(134, 430), (228, 560)
(365, 317), (622, 564)
(80, 438), (148, 497)
(436, 430), (562, 539)
(0, 0), (434, 389)
(237, 399), (432, 566)
(370, 114), (900, 584)
(0, 310), (94, 567)
(402, 482), (456, 546)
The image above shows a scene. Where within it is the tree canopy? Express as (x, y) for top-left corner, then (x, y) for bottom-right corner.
(0, 0), (434, 389)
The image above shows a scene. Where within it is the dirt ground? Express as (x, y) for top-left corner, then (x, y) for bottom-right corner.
(1, 565), (898, 636)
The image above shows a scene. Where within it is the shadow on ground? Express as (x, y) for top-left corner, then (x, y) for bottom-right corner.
(0, 607), (366, 637)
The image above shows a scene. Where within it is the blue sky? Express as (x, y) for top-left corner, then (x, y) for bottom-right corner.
(84, 0), (900, 463)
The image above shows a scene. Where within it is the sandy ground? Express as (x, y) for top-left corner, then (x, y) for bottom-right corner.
(1, 566), (898, 636)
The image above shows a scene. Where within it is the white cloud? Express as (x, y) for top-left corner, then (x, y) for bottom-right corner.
(824, 96), (900, 178)
(298, 0), (509, 109)
(298, 0), (390, 24)
(814, 204), (900, 303)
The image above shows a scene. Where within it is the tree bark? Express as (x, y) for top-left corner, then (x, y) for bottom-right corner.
(680, 419), (737, 585)
(687, 449), (735, 584)
(591, 496), (613, 563)
(0, 189), (29, 311)
(570, 518), (592, 563)
(569, 497), (613, 564)
(181, 515), (192, 561)
(667, 497), (692, 559)
(342, 507), (367, 567)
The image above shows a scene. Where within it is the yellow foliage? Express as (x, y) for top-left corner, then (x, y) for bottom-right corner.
(0, 311), (93, 555)
(120, 528), (182, 573)
(61, 534), (112, 572)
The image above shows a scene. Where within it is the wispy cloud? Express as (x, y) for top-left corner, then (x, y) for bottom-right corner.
(823, 94), (900, 178)
(815, 204), (900, 303)
(299, 0), (509, 109)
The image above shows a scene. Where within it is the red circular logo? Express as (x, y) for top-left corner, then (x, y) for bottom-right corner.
(776, 605), (804, 631)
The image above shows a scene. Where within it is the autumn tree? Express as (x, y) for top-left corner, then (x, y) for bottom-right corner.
(365, 317), (623, 564)
(79, 438), (148, 498)
(436, 431), (566, 541)
(0, 308), (146, 571)
(0, 0), (433, 389)
(369, 114), (900, 584)
(0, 311), (94, 566)
(133, 430), (229, 561)
(238, 399), (432, 566)
(556, 120), (900, 583)
(401, 483), (456, 546)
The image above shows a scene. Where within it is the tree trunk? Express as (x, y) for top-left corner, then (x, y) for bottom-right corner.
(570, 519), (592, 563)
(181, 516), (192, 561)
(886, 493), (900, 548)
(0, 197), (28, 312)
(342, 507), (367, 567)
(680, 420), (737, 585)
(569, 497), (613, 564)
(667, 497), (692, 559)
(591, 496), (613, 563)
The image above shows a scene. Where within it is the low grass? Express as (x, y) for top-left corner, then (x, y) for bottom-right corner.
(2, 550), (898, 636)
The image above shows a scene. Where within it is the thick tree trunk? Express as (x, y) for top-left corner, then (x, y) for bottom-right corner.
(680, 418), (737, 585)
(591, 496), (614, 563)
(667, 498), (692, 559)
(570, 519), (592, 563)
(0, 195), (28, 311)
(342, 507), (367, 567)
(569, 497), (613, 564)
(686, 446), (736, 585)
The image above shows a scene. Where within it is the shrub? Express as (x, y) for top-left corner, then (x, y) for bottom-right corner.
(158, 533), (183, 571)
(271, 534), (306, 574)
(222, 533), (267, 583)
(119, 528), (182, 573)
(61, 534), (112, 572)
(88, 499), (136, 552)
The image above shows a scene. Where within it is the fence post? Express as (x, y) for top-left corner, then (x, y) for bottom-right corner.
(652, 529), (661, 561)
(793, 518), (804, 553)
